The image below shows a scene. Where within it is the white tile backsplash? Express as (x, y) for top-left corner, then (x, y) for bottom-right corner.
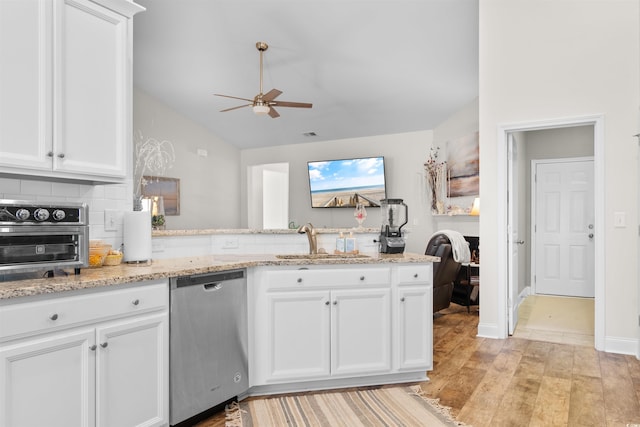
(0, 177), (132, 249)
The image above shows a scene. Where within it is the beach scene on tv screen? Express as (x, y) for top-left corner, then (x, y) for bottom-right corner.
(308, 157), (386, 208)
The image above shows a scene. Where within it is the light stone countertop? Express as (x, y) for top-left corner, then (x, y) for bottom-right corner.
(152, 227), (379, 237)
(0, 252), (438, 301)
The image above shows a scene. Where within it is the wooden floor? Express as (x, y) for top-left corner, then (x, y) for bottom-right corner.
(195, 303), (640, 427)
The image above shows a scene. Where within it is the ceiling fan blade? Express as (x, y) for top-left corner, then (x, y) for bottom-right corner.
(220, 104), (251, 112)
(268, 107), (280, 118)
(262, 89), (282, 102)
(272, 101), (313, 109)
(214, 93), (254, 102)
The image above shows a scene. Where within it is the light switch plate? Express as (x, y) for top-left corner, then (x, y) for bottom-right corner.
(104, 210), (120, 231)
(614, 211), (626, 228)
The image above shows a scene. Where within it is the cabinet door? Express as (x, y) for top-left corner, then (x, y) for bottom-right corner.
(96, 313), (168, 427)
(0, 0), (53, 171)
(0, 329), (95, 427)
(397, 286), (433, 370)
(266, 291), (330, 381)
(54, 0), (128, 178)
(331, 288), (391, 376)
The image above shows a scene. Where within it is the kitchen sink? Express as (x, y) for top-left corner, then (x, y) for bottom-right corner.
(275, 253), (371, 260)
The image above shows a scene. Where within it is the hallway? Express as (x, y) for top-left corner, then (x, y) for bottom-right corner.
(512, 295), (594, 347)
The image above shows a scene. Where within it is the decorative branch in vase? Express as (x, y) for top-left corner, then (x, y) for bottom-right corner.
(424, 147), (446, 214)
(133, 130), (176, 211)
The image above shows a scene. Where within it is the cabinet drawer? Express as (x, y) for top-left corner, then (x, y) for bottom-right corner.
(263, 267), (391, 290)
(396, 265), (432, 285)
(0, 281), (168, 341)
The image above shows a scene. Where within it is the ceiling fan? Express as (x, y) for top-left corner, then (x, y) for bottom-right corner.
(215, 42), (312, 119)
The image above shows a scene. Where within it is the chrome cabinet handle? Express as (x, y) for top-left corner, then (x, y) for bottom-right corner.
(359, 276), (365, 281)
(100, 342), (108, 348)
(297, 278), (302, 283)
(57, 153), (65, 159)
(400, 297), (405, 302)
(89, 345), (97, 351)
(49, 313), (58, 321)
(132, 299), (140, 306)
(325, 301), (330, 306)
(47, 151), (54, 157)
(333, 301), (337, 305)
(589, 233), (594, 239)
(414, 273), (418, 278)
(516, 240), (525, 245)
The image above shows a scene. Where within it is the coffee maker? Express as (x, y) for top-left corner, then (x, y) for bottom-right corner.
(378, 198), (408, 254)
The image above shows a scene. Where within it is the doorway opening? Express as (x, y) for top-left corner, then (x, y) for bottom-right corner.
(498, 115), (604, 350)
(247, 163), (289, 229)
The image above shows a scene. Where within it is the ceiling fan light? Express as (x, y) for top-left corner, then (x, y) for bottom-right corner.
(253, 104), (270, 115)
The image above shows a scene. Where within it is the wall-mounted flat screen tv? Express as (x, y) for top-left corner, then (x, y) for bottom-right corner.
(307, 156), (387, 208)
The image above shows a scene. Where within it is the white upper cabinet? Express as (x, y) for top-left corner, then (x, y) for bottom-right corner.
(0, 0), (144, 183)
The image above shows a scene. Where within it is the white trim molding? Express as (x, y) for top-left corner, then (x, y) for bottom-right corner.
(496, 114), (605, 351)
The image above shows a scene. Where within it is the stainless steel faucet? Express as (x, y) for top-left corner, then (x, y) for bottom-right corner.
(297, 223), (317, 254)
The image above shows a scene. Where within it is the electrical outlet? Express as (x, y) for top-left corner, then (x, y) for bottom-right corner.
(222, 237), (239, 249)
(104, 210), (119, 231)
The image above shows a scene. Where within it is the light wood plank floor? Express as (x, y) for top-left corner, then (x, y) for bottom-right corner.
(195, 303), (640, 426)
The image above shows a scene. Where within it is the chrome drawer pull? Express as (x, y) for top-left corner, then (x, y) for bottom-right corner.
(132, 299), (140, 306)
(401, 297), (406, 302)
(360, 276), (365, 281)
(414, 273), (419, 278)
(297, 278), (303, 283)
(100, 342), (108, 348)
(49, 313), (58, 321)
(89, 345), (97, 351)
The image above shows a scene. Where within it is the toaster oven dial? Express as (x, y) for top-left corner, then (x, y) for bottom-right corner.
(15, 208), (30, 221)
(52, 209), (66, 221)
(34, 208), (50, 221)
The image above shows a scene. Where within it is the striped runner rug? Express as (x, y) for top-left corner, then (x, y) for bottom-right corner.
(225, 385), (464, 427)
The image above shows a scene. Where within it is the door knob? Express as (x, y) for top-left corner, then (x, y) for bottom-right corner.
(589, 233), (594, 239)
(516, 240), (525, 245)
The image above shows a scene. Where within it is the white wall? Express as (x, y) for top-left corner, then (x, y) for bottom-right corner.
(133, 88), (241, 229)
(240, 130), (435, 254)
(479, 0), (639, 351)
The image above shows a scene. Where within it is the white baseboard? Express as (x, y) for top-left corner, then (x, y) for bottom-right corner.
(477, 322), (502, 339)
(604, 336), (639, 356)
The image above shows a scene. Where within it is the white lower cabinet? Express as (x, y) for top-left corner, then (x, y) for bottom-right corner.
(267, 291), (331, 380)
(264, 287), (391, 382)
(331, 289), (391, 375)
(0, 281), (168, 427)
(96, 314), (167, 427)
(0, 329), (95, 427)
(251, 264), (430, 388)
(397, 286), (433, 370)
(396, 264), (433, 371)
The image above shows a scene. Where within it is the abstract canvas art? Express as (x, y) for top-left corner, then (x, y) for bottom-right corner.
(447, 132), (479, 197)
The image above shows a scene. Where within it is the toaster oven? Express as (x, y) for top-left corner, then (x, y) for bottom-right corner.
(0, 200), (89, 274)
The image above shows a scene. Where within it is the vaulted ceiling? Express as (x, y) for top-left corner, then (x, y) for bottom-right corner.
(132, 0), (478, 149)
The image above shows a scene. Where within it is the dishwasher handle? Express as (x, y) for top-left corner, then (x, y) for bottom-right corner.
(204, 283), (223, 291)
(174, 269), (245, 288)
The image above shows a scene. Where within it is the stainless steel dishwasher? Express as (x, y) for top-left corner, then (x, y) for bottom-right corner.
(169, 269), (248, 426)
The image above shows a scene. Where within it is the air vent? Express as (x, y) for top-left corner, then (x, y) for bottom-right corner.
(303, 131), (317, 137)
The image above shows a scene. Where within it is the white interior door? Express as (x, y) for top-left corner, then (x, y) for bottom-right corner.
(507, 134), (520, 334)
(533, 159), (594, 297)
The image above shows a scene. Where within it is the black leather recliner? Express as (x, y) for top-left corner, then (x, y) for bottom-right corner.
(425, 234), (462, 313)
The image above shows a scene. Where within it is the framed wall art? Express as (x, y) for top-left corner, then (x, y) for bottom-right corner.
(142, 176), (180, 215)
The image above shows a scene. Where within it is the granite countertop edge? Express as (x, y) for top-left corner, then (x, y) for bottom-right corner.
(152, 227), (380, 237)
(0, 253), (438, 301)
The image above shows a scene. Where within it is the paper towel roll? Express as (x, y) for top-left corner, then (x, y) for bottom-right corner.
(123, 211), (152, 263)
